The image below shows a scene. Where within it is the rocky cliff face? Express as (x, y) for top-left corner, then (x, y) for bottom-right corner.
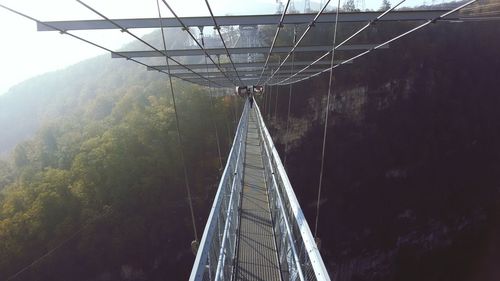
(263, 20), (500, 281)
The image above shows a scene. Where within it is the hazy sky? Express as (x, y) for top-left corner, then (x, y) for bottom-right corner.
(0, 0), (430, 95)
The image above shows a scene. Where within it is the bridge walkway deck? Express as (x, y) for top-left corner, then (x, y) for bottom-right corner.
(234, 108), (282, 281)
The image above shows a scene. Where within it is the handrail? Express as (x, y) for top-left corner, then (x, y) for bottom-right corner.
(254, 102), (331, 281)
(189, 100), (249, 281)
(214, 106), (246, 279)
(190, 99), (330, 281)
(255, 107), (305, 280)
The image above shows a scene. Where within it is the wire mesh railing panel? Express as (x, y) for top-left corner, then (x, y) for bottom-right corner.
(190, 101), (249, 281)
(254, 101), (331, 281)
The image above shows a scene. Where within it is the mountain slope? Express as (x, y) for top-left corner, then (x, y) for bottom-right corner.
(0, 30), (240, 280)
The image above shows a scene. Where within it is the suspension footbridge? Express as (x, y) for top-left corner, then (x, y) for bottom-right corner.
(0, 0), (493, 280)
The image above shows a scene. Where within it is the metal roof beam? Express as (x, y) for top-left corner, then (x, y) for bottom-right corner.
(147, 60), (349, 71)
(184, 75), (310, 80)
(172, 68), (327, 78)
(112, 44), (386, 58)
(175, 75), (317, 80)
(183, 75), (312, 83)
(37, 10), (460, 31)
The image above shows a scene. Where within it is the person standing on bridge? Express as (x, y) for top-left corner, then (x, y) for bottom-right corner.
(248, 92), (254, 108)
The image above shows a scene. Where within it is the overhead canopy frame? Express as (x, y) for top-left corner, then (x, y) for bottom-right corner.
(37, 10), (463, 31)
(111, 44), (387, 58)
(146, 60), (350, 71)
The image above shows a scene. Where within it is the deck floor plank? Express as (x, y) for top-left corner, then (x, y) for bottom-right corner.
(235, 109), (282, 281)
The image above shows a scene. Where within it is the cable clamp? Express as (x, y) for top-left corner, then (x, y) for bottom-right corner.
(431, 16), (441, 24)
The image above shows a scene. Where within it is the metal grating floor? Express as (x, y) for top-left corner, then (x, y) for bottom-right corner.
(235, 109), (282, 281)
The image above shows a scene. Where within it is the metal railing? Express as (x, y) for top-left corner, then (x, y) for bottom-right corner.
(254, 102), (331, 281)
(190, 99), (330, 281)
(189, 101), (249, 281)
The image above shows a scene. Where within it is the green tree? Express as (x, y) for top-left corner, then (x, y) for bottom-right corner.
(342, 0), (358, 11)
(379, 0), (391, 11)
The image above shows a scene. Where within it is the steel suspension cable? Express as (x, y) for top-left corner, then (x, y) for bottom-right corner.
(256, 0), (291, 85)
(233, 95), (239, 132)
(263, 85), (268, 114)
(160, 0), (239, 86)
(200, 28), (224, 171)
(265, 85), (269, 117)
(216, 54), (236, 144)
(311, 0), (479, 237)
(314, 0), (341, 239)
(76, 0), (223, 87)
(274, 0), (407, 85)
(263, 0), (334, 85)
(283, 26), (297, 167)
(266, 83), (273, 120)
(274, 83), (280, 120)
(204, 0), (244, 85)
(269, 84), (274, 119)
(156, 0), (199, 242)
(225, 112), (233, 147)
(273, 58), (282, 119)
(266, 87), (271, 116)
(276, 0), (479, 86)
(265, 88), (269, 116)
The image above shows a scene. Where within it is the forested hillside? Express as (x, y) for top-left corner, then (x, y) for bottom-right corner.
(0, 30), (241, 280)
(0, 29), (191, 157)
